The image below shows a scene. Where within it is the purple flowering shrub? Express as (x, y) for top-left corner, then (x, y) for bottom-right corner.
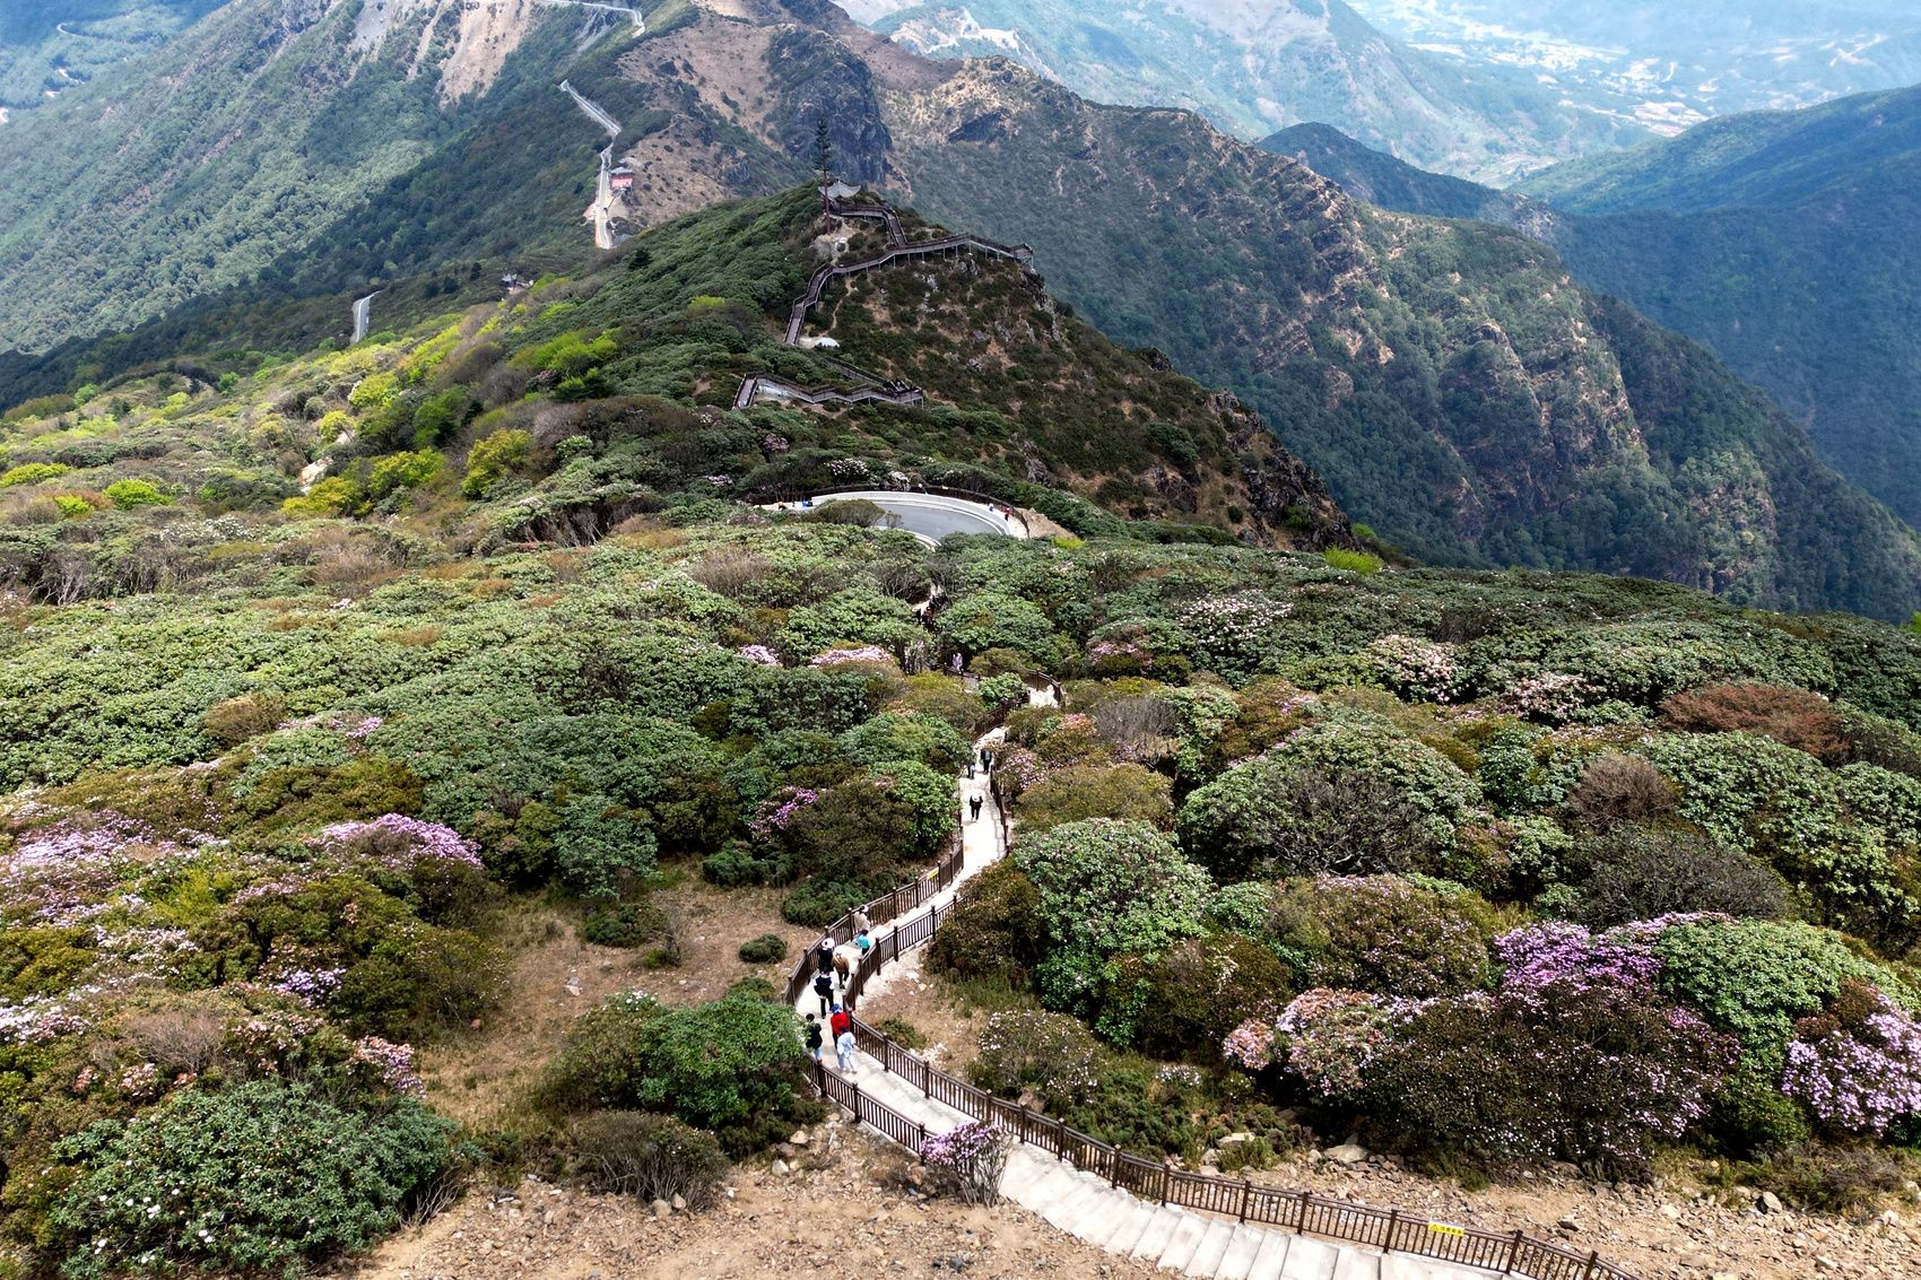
(1782, 982), (1921, 1136)
(1362, 981), (1733, 1179)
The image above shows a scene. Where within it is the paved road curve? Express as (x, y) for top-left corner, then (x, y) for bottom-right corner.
(803, 491), (1023, 544)
(351, 292), (378, 344)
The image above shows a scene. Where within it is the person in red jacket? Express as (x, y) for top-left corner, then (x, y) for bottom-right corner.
(829, 1004), (852, 1045)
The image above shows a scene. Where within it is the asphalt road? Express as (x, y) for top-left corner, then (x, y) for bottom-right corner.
(804, 491), (1021, 544)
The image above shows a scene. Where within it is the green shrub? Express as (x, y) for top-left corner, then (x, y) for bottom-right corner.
(48, 1081), (455, 1278)
(582, 899), (672, 949)
(566, 1111), (729, 1207)
(1572, 822), (1788, 926)
(737, 934), (788, 964)
(463, 428), (533, 498)
(543, 986), (814, 1154)
(102, 478), (169, 509)
(703, 843), (785, 887)
(874, 1015), (926, 1050)
(926, 862), (1048, 989)
(1323, 548), (1382, 575)
(1268, 876), (1493, 997)
(1016, 763), (1172, 831)
(1114, 934), (1292, 1062)
(780, 878), (866, 927)
(0, 462), (71, 487)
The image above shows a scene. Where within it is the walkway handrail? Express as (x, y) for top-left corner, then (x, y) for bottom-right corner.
(735, 375), (924, 410)
(804, 889), (1640, 1280)
(785, 233), (1036, 344)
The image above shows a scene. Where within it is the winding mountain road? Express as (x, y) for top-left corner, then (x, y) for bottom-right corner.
(537, 0), (646, 30)
(559, 79), (623, 250)
(351, 292), (379, 344)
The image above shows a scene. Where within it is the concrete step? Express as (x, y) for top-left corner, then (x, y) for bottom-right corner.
(1188, 1218), (1240, 1277)
(1328, 1245), (1381, 1280)
(1280, 1235), (1347, 1279)
(1156, 1212), (1212, 1272)
(1019, 1164), (1085, 1220)
(1039, 1176), (1108, 1231)
(1246, 1231), (1294, 1280)
(1215, 1224), (1268, 1280)
(1097, 1198), (1162, 1256)
(1130, 1205), (1185, 1261)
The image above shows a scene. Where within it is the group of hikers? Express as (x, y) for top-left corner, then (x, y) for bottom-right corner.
(800, 744), (997, 1074)
(803, 910), (873, 1073)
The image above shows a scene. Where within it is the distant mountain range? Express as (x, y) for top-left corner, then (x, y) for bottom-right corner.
(4, 0), (1919, 619)
(1267, 85), (1921, 534)
(1346, 0), (1921, 130)
(838, 0), (1645, 183)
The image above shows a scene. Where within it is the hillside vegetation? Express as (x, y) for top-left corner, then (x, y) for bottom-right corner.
(857, 0), (1642, 182)
(3, 0), (1916, 620)
(892, 63), (1921, 620)
(2, 184), (1921, 1267)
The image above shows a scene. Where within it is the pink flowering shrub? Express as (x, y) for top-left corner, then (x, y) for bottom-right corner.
(809, 645), (894, 668)
(1368, 634), (1466, 704)
(735, 644), (780, 667)
(1272, 988), (1397, 1098)
(351, 1035), (426, 1097)
(1504, 672), (1591, 722)
(1782, 982), (1921, 1136)
(314, 814), (482, 870)
(920, 1119), (1011, 1205)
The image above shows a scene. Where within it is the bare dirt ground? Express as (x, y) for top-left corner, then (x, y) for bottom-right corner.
(417, 881), (818, 1128)
(343, 1118), (1168, 1280)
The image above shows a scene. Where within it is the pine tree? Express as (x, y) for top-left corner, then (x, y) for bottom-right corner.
(811, 114), (834, 183)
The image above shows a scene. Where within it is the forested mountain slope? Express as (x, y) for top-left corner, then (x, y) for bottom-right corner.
(4, 0), (1919, 618)
(1272, 92), (1921, 536)
(0, 0), (615, 351)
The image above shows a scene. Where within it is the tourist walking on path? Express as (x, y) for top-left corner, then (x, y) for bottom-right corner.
(830, 1004), (852, 1043)
(852, 907), (871, 934)
(835, 1026), (858, 1074)
(812, 970), (833, 1016)
(803, 1014), (824, 1060)
(832, 947), (852, 990)
(968, 793), (984, 822)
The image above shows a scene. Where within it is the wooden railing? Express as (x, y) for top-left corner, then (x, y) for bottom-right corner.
(799, 870), (1640, 1280)
(733, 374), (924, 410)
(784, 232), (1035, 343)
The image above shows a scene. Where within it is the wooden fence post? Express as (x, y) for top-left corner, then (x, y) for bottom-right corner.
(1238, 1177), (1252, 1223)
(1582, 1251), (1600, 1280)
(1292, 1190), (1309, 1232)
(1386, 1208), (1400, 1252)
(1502, 1229), (1524, 1275)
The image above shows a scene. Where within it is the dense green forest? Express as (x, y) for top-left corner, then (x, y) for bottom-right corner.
(1271, 92), (1921, 535)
